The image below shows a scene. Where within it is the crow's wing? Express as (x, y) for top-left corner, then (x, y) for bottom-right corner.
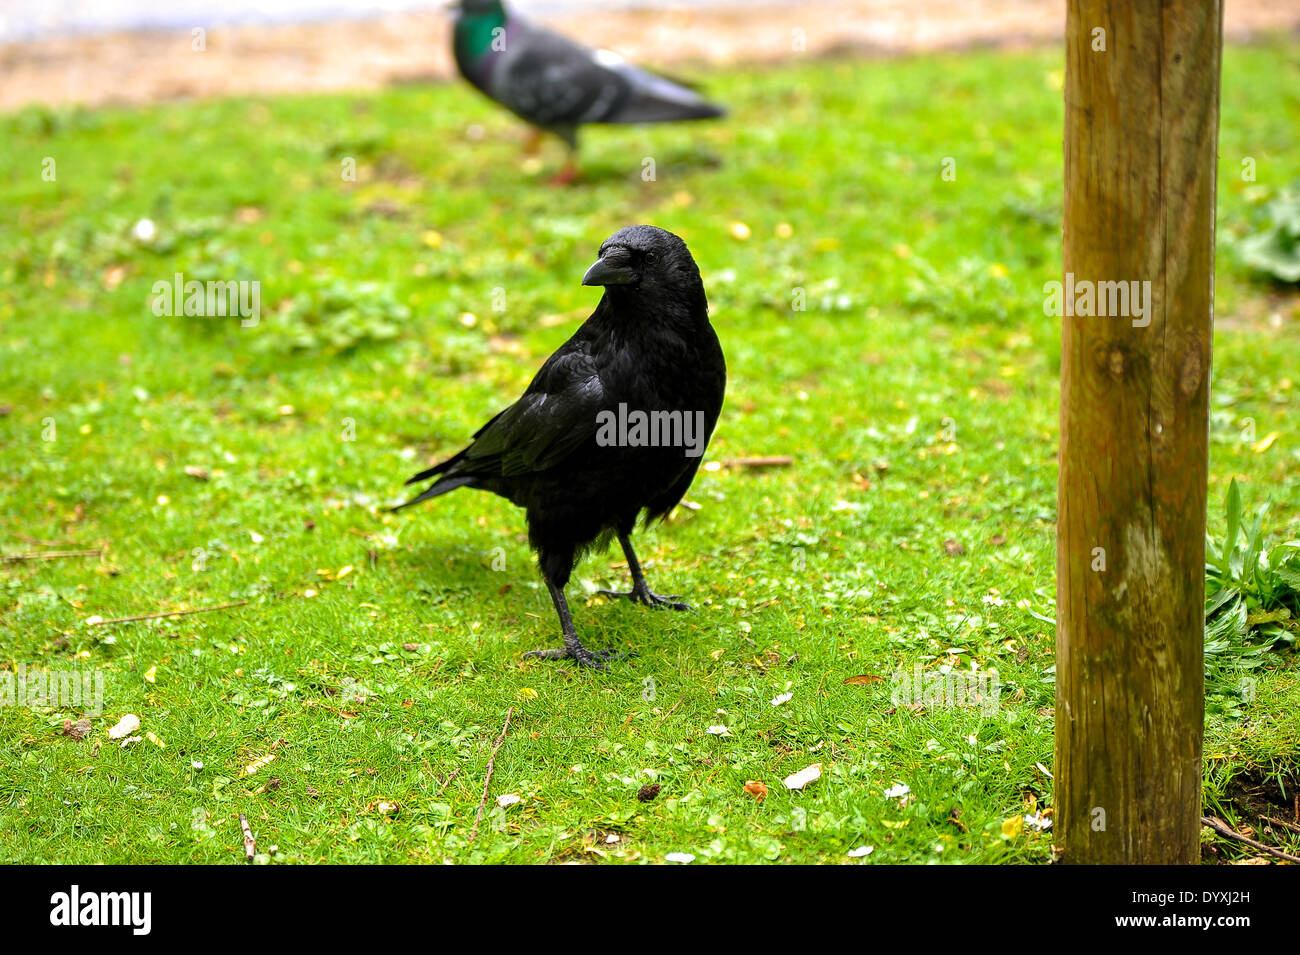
(494, 22), (722, 130)
(454, 346), (604, 478)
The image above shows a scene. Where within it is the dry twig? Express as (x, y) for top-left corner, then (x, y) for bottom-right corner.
(88, 600), (248, 626)
(1201, 815), (1300, 864)
(469, 707), (514, 842)
(239, 814), (256, 862)
(2, 549), (101, 563)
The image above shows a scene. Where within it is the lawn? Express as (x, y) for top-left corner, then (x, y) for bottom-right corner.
(1, 43), (1298, 865)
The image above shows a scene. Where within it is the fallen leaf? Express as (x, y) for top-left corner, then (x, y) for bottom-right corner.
(1252, 432), (1279, 453)
(242, 754), (276, 777)
(842, 674), (882, 686)
(744, 780), (769, 801)
(107, 714), (141, 739)
(783, 764), (822, 790)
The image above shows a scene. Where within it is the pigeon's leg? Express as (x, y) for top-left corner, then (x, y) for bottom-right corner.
(549, 150), (581, 186)
(598, 533), (692, 611)
(521, 127), (545, 156)
(524, 576), (632, 669)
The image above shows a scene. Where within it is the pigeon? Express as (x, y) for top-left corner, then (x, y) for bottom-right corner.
(450, 0), (725, 182)
(395, 225), (726, 668)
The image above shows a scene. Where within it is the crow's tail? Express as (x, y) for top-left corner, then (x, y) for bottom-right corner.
(388, 474), (475, 512)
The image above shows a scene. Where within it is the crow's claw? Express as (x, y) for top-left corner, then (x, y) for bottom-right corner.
(523, 646), (634, 669)
(597, 587), (692, 611)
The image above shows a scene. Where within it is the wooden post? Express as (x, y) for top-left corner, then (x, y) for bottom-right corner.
(1055, 2), (1223, 863)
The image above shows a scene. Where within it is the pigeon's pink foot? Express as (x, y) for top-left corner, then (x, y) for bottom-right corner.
(521, 128), (544, 157)
(549, 159), (581, 186)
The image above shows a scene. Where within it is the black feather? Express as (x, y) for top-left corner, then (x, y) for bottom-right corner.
(396, 225), (726, 666)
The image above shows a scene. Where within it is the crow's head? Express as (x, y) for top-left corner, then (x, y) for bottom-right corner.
(582, 225), (705, 310)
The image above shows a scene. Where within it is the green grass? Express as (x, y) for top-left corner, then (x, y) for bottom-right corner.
(1, 43), (1298, 865)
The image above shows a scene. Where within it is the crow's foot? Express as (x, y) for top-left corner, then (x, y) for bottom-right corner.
(523, 645), (633, 670)
(597, 586), (692, 612)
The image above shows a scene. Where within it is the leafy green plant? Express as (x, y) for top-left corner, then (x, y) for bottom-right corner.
(259, 279), (407, 353)
(1204, 480), (1300, 710)
(1237, 187), (1300, 283)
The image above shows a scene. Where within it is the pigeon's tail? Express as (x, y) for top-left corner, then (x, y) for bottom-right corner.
(611, 91), (725, 125)
(607, 66), (726, 125)
(389, 474), (476, 512)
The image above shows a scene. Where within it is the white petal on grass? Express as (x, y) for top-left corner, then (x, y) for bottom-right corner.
(783, 764), (822, 790)
(496, 794), (521, 808)
(883, 783), (911, 799)
(108, 714), (141, 739)
(665, 852), (695, 864)
(848, 845), (874, 858)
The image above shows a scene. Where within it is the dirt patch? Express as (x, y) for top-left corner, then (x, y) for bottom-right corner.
(2, 1), (1298, 112)
(1204, 768), (1300, 863)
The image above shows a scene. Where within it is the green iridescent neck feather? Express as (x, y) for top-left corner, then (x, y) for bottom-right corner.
(454, 8), (507, 63)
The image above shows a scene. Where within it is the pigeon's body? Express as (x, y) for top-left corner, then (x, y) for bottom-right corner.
(451, 0), (724, 152)
(397, 226), (725, 668)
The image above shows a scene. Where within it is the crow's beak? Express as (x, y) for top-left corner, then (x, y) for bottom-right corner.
(582, 251), (636, 287)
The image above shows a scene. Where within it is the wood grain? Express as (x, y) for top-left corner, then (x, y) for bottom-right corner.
(1055, 0), (1222, 864)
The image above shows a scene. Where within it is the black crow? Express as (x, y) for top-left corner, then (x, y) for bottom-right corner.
(395, 225), (725, 668)
(450, 0), (725, 183)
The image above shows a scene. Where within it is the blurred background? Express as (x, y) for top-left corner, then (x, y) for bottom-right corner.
(3, 0), (1299, 865)
(4, 0), (1298, 111)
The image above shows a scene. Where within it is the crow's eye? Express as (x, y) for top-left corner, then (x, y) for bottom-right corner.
(644, 251), (657, 264)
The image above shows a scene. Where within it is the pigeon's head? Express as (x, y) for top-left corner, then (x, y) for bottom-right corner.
(446, 0), (504, 16)
(582, 225), (705, 308)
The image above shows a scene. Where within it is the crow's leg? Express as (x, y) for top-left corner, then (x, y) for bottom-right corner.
(598, 533), (692, 611)
(524, 576), (631, 669)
